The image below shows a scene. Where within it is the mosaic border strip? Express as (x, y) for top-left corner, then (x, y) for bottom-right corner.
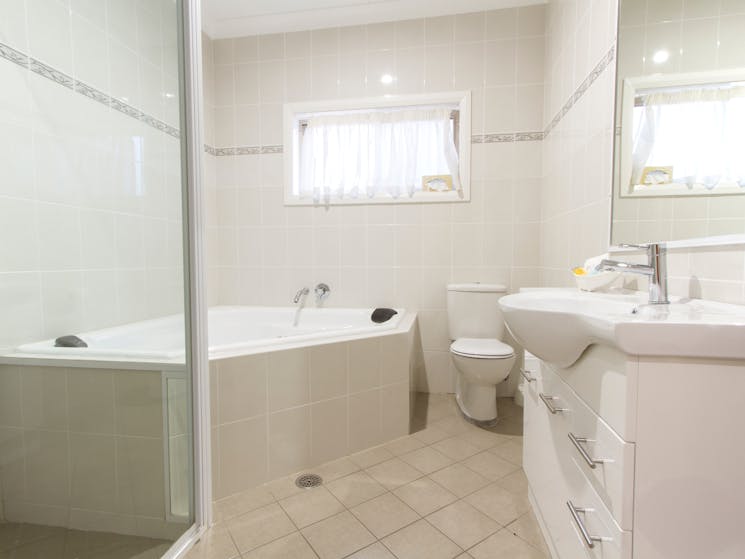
(0, 40), (180, 139)
(204, 132), (544, 156)
(544, 46), (616, 137)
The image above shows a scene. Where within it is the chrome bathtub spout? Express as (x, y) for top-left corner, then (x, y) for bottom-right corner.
(600, 242), (668, 304)
(293, 287), (309, 304)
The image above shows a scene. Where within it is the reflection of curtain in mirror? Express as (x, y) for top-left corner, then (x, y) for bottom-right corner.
(632, 86), (745, 189)
(299, 107), (460, 203)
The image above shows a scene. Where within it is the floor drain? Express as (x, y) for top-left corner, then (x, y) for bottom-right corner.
(295, 473), (323, 489)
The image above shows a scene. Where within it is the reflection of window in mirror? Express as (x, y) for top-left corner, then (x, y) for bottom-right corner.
(622, 76), (745, 197)
(612, 0), (745, 245)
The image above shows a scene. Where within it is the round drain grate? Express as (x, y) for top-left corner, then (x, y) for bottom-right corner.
(295, 473), (323, 489)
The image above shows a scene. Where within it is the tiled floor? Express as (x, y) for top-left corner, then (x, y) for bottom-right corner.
(188, 393), (549, 559)
(0, 522), (171, 558)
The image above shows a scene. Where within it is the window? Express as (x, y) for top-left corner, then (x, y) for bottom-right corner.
(619, 71), (745, 197)
(283, 92), (471, 205)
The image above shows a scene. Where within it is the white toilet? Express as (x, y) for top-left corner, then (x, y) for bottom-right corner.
(447, 283), (516, 424)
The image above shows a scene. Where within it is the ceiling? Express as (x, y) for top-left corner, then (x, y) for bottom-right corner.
(202, 0), (545, 39)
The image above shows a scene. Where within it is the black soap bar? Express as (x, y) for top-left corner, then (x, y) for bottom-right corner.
(54, 335), (88, 348)
(371, 308), (398, 323)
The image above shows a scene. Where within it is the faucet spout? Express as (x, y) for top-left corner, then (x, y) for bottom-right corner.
(599, 243), (668, 305)
(293, 287), (309, 304)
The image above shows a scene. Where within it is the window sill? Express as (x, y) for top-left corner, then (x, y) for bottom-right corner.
(284, 190), (469, 206)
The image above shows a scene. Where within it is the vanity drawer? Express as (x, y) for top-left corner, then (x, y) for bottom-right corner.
(538, 365), (635, 530)
(561, 458), (633, 559)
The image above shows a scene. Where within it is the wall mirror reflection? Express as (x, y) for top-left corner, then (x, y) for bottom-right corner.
(612, 0), (745, 244)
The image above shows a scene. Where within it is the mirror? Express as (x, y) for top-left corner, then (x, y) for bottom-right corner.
(611, 0), (745, 244)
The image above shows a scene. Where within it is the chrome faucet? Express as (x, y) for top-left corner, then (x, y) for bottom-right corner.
(314, 283), (330, 304)
(599, 243), (669, 304)
(293, 287), (309, 304)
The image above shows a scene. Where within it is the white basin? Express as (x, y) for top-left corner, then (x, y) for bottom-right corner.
(499, 288), (745, 367)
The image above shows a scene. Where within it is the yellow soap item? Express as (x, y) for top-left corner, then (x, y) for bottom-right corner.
(573, 267), (586, 276)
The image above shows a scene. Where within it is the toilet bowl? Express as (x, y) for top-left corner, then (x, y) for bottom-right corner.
(447, 284), (515, 424)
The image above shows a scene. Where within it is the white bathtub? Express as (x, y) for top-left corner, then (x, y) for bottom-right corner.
(12, 306), (407, 362)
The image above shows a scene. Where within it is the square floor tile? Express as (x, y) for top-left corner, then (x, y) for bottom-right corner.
(301, 511), (375, 559)
(461, 428), (512, 450)
(426, 500), (500, 549)
(315, 457), (360, 481)
(393, 477), (458, 516)
(212, 486), (276, 523)
(279, 487), (345, 528)
(428, 463), (490, 498)
(227, 503), (296, 553)
(384, 435), (426, 456)
(381, 519), (462, 559)
(365, 457), (423, 490)
(468, 529), (546, 559)
(350, 446), (395, 469)
(506, 511), (550, 555)
(326, 471), (387, 508)
(494, 469), (528, 496)
(465, 483), (530, 526)
(183, 524), (238, 559)
(411, 426), (450, 445)
(489, 440), (523, 466)
(399, 446), (454, 474)
(241, 532), (317, 559)
(431, 436), (481, 460)
(461, 451), (519, 481)
(432, 417), (472, 436)
(262, 476), (306, 501)
(347, 541), (397, 559)
(351, 493), (420, 538)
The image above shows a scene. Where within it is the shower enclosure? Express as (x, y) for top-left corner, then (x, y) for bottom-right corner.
(0, 1), (207, 557)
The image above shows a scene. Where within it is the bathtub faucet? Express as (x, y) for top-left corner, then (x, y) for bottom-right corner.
(293, 287), (310, 304)
(315, 283), (330, 303)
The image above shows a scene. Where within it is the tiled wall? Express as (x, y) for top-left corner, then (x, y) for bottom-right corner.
(0, 364), (186, 539)
(612, 0), (745, 244)
(204, 7), (547, 393)
(210, 330), (415, 501)
(537, 0), (617, 288)
(0, 0), (184, 351)
(538, 0), (745, 306)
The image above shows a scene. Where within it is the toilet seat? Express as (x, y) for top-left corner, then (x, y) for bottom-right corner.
(450, 338), (514, 359)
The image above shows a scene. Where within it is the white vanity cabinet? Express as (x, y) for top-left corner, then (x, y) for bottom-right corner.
(523, 346), (745, 559)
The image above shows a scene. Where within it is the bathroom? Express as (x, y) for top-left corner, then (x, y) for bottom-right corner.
(1, 0), (745, 557)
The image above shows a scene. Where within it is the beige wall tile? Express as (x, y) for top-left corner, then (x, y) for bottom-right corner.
(67, 369), (115, 434)
(114, 371), (163, 438)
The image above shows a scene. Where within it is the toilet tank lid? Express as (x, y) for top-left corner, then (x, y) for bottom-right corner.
(447, 283), (507, 293)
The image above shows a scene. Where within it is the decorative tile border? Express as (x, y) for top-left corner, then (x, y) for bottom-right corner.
(202, 46), (617, 158)
(205, 144), (284, 156)
(204, 133), (543, 156)
(0, 40), (180, 139)
(544, 46), (616, 137)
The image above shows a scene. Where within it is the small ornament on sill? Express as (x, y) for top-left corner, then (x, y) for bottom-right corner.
(422, 174), (454, 192)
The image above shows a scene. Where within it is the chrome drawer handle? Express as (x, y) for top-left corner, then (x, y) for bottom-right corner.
(521, 368), (535, 383)
(568, 432), (605, 469)
(539, 393), (567, 414)
(567, 501), (608, 549)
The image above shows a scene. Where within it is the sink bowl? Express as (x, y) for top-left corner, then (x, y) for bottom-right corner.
(499, 289), (745, 367)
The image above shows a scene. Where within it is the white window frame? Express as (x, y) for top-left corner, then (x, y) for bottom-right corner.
(283, 91), (471, 206)
(619, 69), (745, 198)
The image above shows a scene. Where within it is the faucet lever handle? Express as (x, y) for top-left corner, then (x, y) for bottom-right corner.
(617, 243), (649, 250)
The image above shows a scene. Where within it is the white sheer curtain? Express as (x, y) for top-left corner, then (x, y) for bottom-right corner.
(632, 85), (745, 189)
(297, 107), (460, 203)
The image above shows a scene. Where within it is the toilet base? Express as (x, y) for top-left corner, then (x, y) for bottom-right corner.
(455, 374), (500, 424)
(455, 395), (500, 428)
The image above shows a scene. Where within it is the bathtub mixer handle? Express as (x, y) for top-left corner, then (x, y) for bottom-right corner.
(315, 283), (330, 303)
(293, 287), (310, 304)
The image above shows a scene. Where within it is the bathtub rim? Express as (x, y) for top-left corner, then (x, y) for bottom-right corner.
(0, 309), (418, 371)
